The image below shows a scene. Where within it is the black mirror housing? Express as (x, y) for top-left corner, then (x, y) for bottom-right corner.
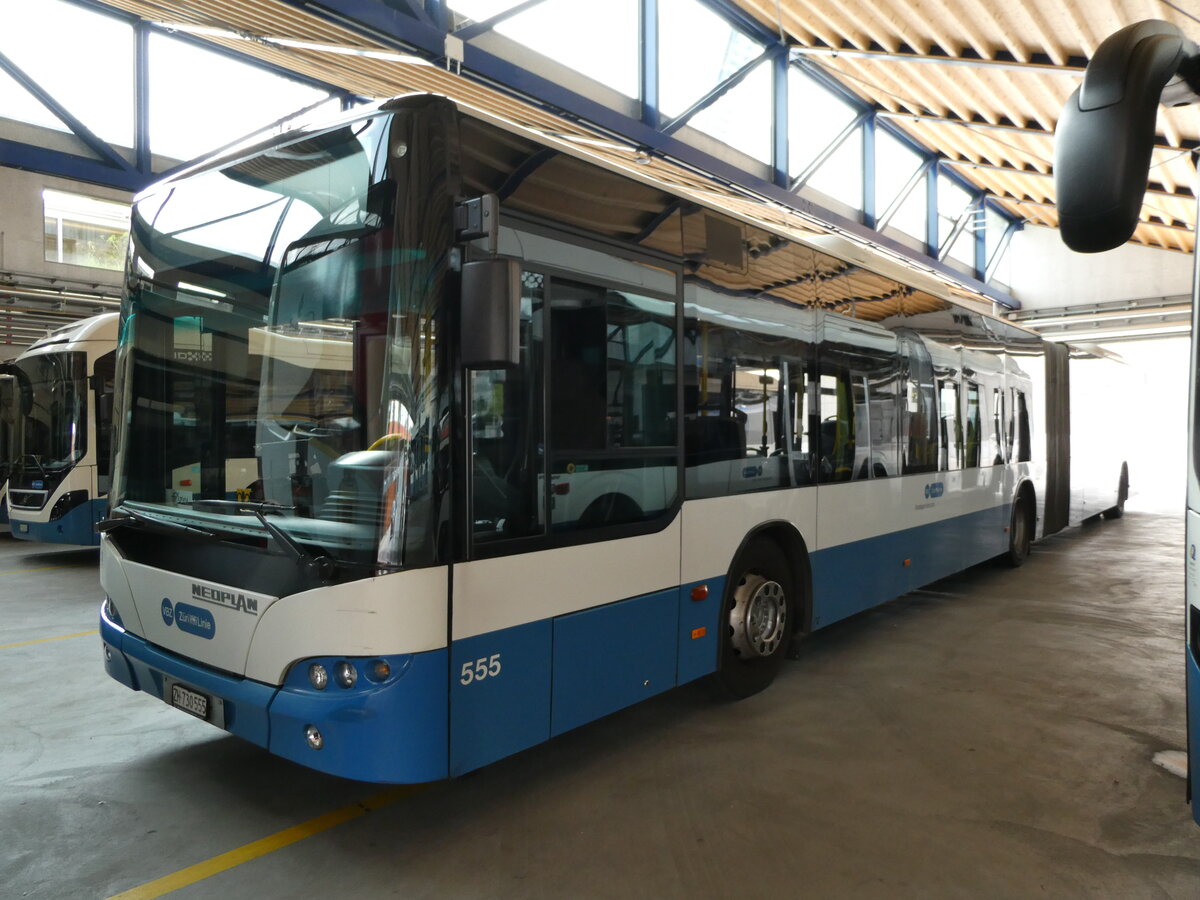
(461, 257), (521, 368)
(1055, 20), (1191, 253)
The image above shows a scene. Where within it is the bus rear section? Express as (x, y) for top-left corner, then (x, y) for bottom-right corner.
(5, 312), (117, 545)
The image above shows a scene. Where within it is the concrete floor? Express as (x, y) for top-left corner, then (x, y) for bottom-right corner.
(2, 510), (1198, 899)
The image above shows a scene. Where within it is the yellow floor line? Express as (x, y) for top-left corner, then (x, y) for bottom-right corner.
(107, 785), (422, 900)
(0, 629), (98, 650)
(0, 564), (90, 576)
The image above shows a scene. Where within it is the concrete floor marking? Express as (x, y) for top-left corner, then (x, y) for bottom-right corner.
(105, 785), (422, 899)
(0, 564), (92, 576)
(0, 629), (98, 650)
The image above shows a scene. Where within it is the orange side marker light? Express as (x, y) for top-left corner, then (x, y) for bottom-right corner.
(690, 585), (709, 601)
(691, 627), (707, 639)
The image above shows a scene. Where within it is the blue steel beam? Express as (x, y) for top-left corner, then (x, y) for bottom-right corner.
(0, 49), (132, 173)
(985, 215), (1022, 283)
(925, 161), (939, 257)
(789, 109), (871, 191)
(640, 0), (659, 129)
(0, 139), (150, 192)
(974, 194), (988, 278)
(134, 21), (151, 176)
(771, 51), (788, 189)
(453, 0), (550, 41)
(661, 46), (782, 136)
(272, 0), (1020, 309)
(876, 158), (935, 232)
(861, 112), (876, 229)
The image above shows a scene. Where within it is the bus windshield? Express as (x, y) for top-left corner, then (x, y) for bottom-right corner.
(10, 351), (86, 471)
(113, 114), (441, 573)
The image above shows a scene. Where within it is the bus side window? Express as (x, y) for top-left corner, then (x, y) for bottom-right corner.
(788, 363), (813, 485)
(938, 379), (961, 471)
(964, 381), (981, 467)
(900, 332), (937, 475)
(547, 280), (678, 532)
(1015, 389), (1031, 463)
(470, 271), (546, 545)
(682, 319), (807, 497)
(992, 387), (1006, 465)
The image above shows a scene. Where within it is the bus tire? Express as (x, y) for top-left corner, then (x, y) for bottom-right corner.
(1005, 494), (1032, 567)
(708, 539), (795, 699)
(1103, 464), (1129, 519)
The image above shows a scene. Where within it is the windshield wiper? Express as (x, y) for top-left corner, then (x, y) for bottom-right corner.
(186, 499), (336, 582)
(98, 506), (232, 541)
(22, 454), (47, 479)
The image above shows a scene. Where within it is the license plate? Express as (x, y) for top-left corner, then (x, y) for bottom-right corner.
(170, 683), (209, 720)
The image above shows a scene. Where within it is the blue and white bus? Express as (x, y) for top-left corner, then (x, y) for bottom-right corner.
(1054, 18), (1200, 825)
(3, 312), (118, 545)
(99, 95), (1125, 783)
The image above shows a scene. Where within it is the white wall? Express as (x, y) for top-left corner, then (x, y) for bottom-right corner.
(1005, 224), (1193, 309)
(0, 166), (130, 287)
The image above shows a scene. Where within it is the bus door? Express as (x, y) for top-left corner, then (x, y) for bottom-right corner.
(450, 267), (683, 775)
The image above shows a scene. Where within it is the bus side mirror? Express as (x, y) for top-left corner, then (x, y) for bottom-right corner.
(461, 257), (521, 369)
(1055, 20), (1195, 252)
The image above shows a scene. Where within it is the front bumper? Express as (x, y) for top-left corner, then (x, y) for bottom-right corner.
(11, 497), (105, 545)
(100, 612), (449, 783)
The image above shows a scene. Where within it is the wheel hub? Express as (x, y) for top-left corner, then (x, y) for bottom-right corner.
(729, 574), (787, 658)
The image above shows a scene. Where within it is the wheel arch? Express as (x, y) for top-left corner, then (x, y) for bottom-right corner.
(726, 520), (813, 636)
(1014, 477), (1037, 537)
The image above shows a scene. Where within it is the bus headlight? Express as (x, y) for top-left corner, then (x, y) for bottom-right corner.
(100, 597), (125, 633)
(335, 661), (357, 689)
(308, 663), (329, 690)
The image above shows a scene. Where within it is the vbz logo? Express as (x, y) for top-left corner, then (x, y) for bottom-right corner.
(161, 598), (174, 626)
(924, 481), (945, 500)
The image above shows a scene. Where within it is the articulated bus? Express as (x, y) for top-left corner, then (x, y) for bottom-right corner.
(2, 313), (118, 545)
(98, 95), (1126, 783)
(1055, 19), (1200, 825)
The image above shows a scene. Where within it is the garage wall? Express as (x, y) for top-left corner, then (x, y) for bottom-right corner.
(0, 166), (131, 289)
(1005, 224), (1193, 309)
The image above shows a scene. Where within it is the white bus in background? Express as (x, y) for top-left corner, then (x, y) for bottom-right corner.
(2, 313), (117, 545)
(98, 95), (1126, 785)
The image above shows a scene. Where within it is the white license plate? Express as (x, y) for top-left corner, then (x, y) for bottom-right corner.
(170, 683), (209, 720)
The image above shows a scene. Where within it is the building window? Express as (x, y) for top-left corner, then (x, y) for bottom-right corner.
(43, 189), (130, 271)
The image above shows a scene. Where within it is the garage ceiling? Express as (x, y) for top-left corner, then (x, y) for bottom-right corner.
(88, 0), (1200, 259)
(735, 0), (1200, 254)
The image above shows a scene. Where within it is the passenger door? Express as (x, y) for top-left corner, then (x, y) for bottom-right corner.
(450, 268), (683, 775)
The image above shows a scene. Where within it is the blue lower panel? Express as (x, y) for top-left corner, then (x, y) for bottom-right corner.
(450, 620), (551, 775)
(11, 498), (105, 545)
(551, 588), (678, 737)
(102, 622), (273, 748)
(269, 652), (448, 784)
(677, 576), (723, 684)
(102, 619), (449, 783)
(811, 505), (1010, 629)
(1188, 647), (1200, 826)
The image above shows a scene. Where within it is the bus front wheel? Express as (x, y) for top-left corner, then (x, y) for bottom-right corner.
(709, 540), (795, 699)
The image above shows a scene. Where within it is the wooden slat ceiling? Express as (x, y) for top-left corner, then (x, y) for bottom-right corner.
(94, 0), (1195, 260)
(736, 0), (1200, 253)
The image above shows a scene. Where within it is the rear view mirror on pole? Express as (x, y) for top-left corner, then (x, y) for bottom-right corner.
(461, 256), (521, 368)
